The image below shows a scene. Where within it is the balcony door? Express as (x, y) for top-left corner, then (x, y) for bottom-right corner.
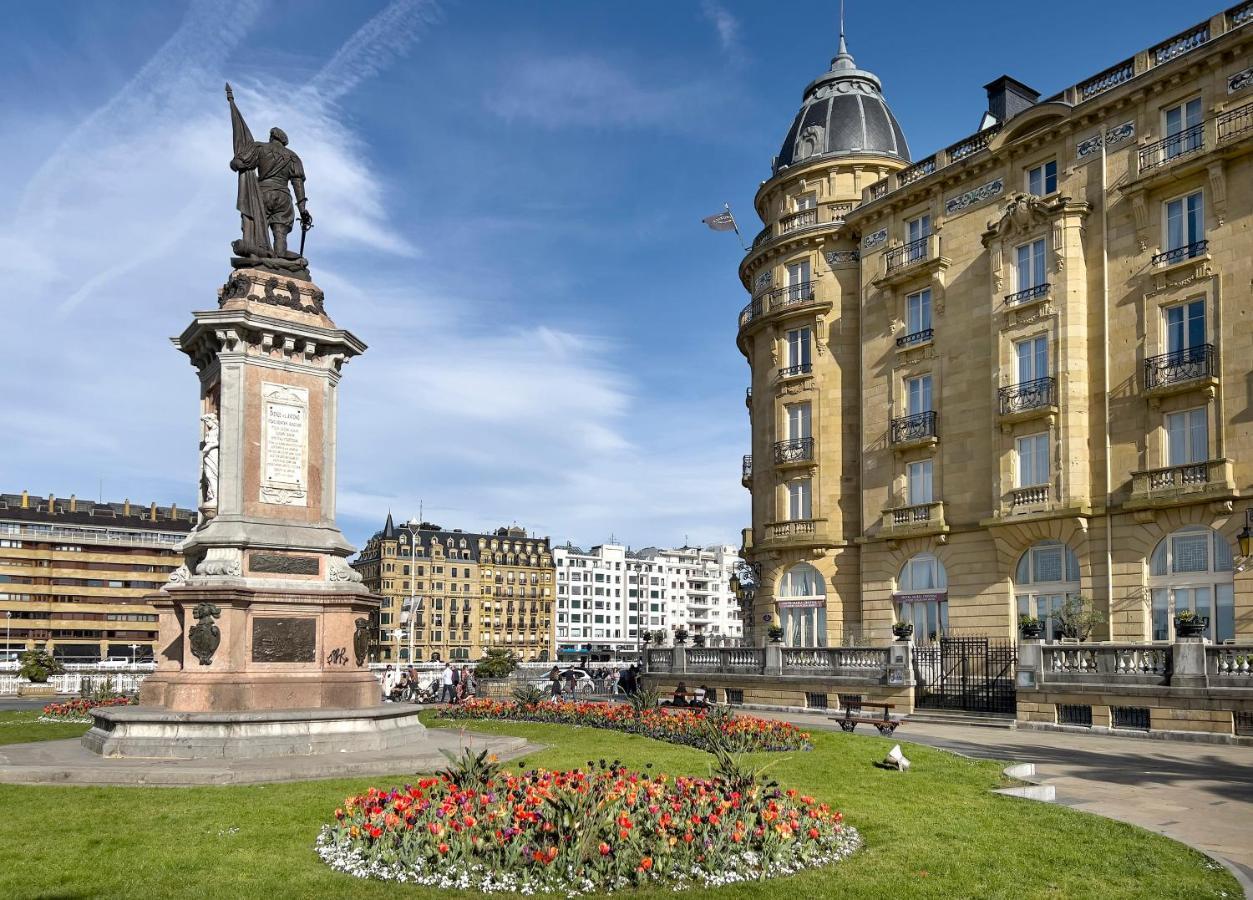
(1164, 299), (1205, 354)
(907, 459), (933, 506)
(786, 479), (811, 521)
(906, 214), (930, 262)
(786, 259), (811, 302)
(906, 289), (931, 337)
(785, 327), (811, 373)
(1015, 335), (1049, 384)
(905, 374), (933, 416)
(1163, 97), (1202, 158)
(1015, 239), (1047, 291)
(1165, 191), (1203, 253)
(786, 402), (811, 441)
(1165, 407), (1207, 466)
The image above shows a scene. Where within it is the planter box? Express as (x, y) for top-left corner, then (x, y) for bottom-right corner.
(18, 682), (56, 698)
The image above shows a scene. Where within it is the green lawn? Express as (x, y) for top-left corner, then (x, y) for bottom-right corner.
(0, 711), (1236, 898)
(0, 709), (90, 745)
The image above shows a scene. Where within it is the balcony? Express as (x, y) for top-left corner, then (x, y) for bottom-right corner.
(773, 437), (814, 466)
(1152, 240), (1208, 267)
(1009, 484), (1050, 510)
(765, 280), (819, 314)
(778, 362), (813, 379)
(875, 233), (948, 290)
(741, 455), (752, 488)
(999, 377), (1057, 421)
(879, 501), (947, 539)
(761, 518), (831, 550)
(1005, 283), (1050, 307)
(895, 328), (933, 349)
(737, 298), (763, 329)
(1144, 344), (1216, 396)
(778, 208), (818, 234)
(1217, 101), (1253, 144)
(1138, 124), (1205, 172)
(885, 237), (929, 273)
(890, 411), (937, 448)
(1127, 458), (1236, 509)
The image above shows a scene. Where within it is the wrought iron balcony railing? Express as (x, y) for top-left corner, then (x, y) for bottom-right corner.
(766, 280), (817, 310)
(1144, 344), (1214, 390)
(1139, 123), (1205, 171)
(885, 237), (929, 272)
(773, 437), (814, 465)
(999, 376), (1056, 416)
(738, 298), (763, 328)
(1217, 101), (1253, 144)
(1152, 239), (1208, 266)
(1005, 283), (1050, 305)
(890, 410), (937, 444)
(897, 155), (936, 186)
(778, 362), (812, 378)
(895, 328), (933, 348)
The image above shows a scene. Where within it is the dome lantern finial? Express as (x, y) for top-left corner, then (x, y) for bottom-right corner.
(831, 0), (855, 71)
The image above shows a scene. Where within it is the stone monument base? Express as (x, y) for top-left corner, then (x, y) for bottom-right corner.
(82, 704), (427, 760)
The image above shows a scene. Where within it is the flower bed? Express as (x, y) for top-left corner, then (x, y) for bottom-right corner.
(317, 762), (859, 893)
(440, 699), (812, 752)
(39, 696), (135, 723)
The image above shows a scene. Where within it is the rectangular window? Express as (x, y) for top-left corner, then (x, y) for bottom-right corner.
(787, 479), (812, 521)
(1026, 159), (1057, 197)
(906, 289), (931, 336)
(785, 327), (811, 371)
(907, 459), (934, 505)
(1016, 433), (1050, 487)
(1165, 407), (1207, 465)
(906, 213), (930, 262)
(1164, 298), (1205, 354)
(1015, 335), (1049, 383)
(1015, 238), (1047, 290)
(785, 259), (812, 302)
(1165, 191), (1203, 252)
(786, 402), (812, 440)
(905, 374), (933, 415)
(795, 192), (817, 211)
(1163, 97), (1203, 158)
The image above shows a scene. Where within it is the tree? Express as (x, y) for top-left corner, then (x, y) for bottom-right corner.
(1054, 595), (1106, 642)
(20, 648), (65, 684)
(474, 647), (518, 679)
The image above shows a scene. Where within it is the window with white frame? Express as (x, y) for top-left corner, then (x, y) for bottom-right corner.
(1015, 541), (1081, 641)
(1149, 526), (1234, 642)
(1015, 238), (1047, 291)
(1165, 407), (1207, 466)
(1163, 97), (1203, 159)
(794, 192), (817, 211)
(785, 259), (812, 302)
(777, 562), (827, 648)
(785, 402), (811, 440)
(905, 374), (933, 416)
(906, 214), (930, 261)
(894, 553), (948, 640)
(1016, 432), (1049, 487)
(906, 288), (931, 337)
(1164, 191), (1204, 254)
(786, 479), (812, 521)
(907, 459), (933, 506)
(1026, 159), (1057, 197)
(1015, 335), (1049, 384)
(1164, 298), (1205, 354)
(784, 326), (811, 373)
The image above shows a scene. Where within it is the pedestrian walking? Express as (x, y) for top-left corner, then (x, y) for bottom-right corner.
(439, 662), (455, 704)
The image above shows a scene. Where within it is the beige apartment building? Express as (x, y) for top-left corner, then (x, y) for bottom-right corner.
(738, 8), (1253, 647)
(353, 514), (555, 663)
(0, 491), (193, 661)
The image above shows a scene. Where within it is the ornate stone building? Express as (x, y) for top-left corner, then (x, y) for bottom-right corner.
(737, 9), (1253, 646)
(353, 515), (555, 663)
(0, 491), (193, 661)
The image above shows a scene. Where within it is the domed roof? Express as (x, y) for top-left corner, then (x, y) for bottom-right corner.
(774, 36), (910, 172)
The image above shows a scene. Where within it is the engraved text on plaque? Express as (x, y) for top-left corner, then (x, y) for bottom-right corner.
(260, 382), (309, 506)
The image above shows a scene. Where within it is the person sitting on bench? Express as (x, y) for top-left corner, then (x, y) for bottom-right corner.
(690, 684), (710, 710)
(669, 681), (690, 708)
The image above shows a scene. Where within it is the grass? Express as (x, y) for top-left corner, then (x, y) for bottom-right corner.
(0, 709), (90, 745)
(0, 710), (1236, 898)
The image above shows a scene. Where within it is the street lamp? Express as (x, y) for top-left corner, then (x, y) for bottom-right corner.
(128, 643), (139, 666)
(402, 518), (424, 663)
(1238, 521), (1252, 571)
(5, 610), (11, 661)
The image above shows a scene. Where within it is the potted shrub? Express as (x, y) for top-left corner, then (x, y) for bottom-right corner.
(692, 632), (707, 647)
(674, 628), (689, 645)
(1054, 595), (1106, 642)
(891, 621), (914, 641)
(1018, 615), (1044, 639)
(651, 631), (666, 647)
(18, 648), (64, 697)
(1173, 609), (1208, 638)
(767, 625), (784, 643)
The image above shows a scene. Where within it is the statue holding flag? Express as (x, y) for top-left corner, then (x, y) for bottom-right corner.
(225, 84), (313, 275)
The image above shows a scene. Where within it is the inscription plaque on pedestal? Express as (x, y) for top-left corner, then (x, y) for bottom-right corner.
(260, 382), (309, 506)
(251, 617), (317, 662)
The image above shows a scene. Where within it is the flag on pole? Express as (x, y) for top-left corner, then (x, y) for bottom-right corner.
(702, 208), (737, 232)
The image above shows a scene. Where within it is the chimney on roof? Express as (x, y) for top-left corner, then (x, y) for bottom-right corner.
(150, 501), (157, 521)
(48, 493), (56, 514)
(122, 499), (128, 516)
(20, 490), (28, 509)
(70, 494), (78, 513)
(984, 75), (1040, 125)
(170, 502), (178, 520)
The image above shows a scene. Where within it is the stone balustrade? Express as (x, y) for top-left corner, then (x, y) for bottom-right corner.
(644, 643), (901, 684)
(1209, 646), (1253, 683)
(1041, 644), (1170, 685)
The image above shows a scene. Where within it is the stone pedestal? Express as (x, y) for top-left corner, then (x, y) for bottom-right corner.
(85, 268), (419, 760)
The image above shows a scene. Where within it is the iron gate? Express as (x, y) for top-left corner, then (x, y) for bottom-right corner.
(914, 636), (1017, 714)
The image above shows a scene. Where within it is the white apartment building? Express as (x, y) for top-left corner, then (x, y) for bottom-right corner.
(553, 542), (744, 659)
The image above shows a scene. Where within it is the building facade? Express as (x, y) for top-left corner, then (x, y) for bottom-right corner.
(553, 542), (744, 659)
(353, 515), (555, 663)
(0, 490), (194, 661)
(737, 9), (1253, 647)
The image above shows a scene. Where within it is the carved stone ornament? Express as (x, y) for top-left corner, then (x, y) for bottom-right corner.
(166, 564), (190, 586)
(1231, 66), (1253, 95)
(946, 178), (1004, 217)
(754, 269), (773, 292)
(189, 602), (222, 666)
(986, 192), (1055, 240)
(328, 556), (364, 584)
(863, 228), (888, 249)
(353, 617), (371, 666)
(824, 249), (860, 267)
(196, 549), (242, 577)
(795, 124), (825, 161)
(199, 412), (220, 512)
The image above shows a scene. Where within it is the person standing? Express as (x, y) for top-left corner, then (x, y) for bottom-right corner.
(609, 667), (621, 695)
(547, 665), (562, 702)
(382, 665), (398, 702)
(440, 662), (455, 704)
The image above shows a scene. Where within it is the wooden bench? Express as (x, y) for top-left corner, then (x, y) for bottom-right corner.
(830, 701), (904, 736)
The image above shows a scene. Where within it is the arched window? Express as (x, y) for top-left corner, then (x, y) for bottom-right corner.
(777, 563), (827, 647)
(1149, 526), (1234, 642)
(894, 554), (948, 640)
(1014, 541), (1080, 641)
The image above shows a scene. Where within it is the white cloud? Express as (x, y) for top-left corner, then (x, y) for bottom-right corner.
(700, 0), (743, 59)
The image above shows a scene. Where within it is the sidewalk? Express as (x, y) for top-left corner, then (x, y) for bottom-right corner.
(758, 709), (1253, 885)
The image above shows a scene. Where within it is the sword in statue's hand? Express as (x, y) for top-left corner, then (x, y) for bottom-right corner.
(298, 204), (313, 258)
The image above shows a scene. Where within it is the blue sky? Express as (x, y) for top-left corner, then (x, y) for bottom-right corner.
(0, 0), (1213, 551)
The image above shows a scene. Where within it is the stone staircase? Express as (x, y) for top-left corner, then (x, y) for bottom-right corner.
(906, 708), (1017, 729)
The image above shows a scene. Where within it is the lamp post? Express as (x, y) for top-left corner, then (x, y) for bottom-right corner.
(128, 643), (138, 666)
(5, 610), (11, 661)
(1238, 518), (1252, 571)
(402, 518), (423, 663)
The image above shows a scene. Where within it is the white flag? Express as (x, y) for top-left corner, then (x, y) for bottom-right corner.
(702, 209), (737, 232)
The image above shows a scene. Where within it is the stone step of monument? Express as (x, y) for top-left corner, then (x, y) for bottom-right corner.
(906, 709), (1017, 729)
(0, 729), (541, 787)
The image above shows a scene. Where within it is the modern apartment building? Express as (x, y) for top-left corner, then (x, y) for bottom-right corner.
(737, 8), (1253, 646)
(553, 542), (744, 659)
(0, 490), (194, 661)
(352, 515), (555, 662)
